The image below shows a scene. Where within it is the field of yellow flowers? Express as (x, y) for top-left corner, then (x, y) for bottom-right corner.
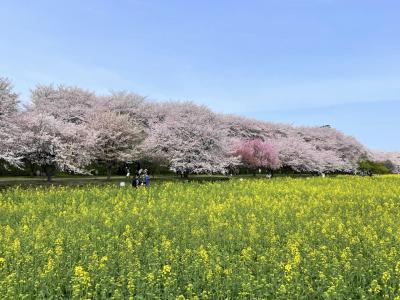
(1, 175), (400, 299)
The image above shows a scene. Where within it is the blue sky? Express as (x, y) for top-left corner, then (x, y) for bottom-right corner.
(1, 0), (399, 150)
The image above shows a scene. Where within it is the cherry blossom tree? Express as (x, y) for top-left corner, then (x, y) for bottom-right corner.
(219, 114), (292, 142)
(17, 112), (96, 181)
(25, 86), (146, 179)
(234, 139), (280, 174)
(220, 114), (368, 173)
(274, 136), (347, 174)
(0, 77), (19, 116)
(96, 91), (150, 128)
(29, 84), (95, 124)
(0, 77), (22, 167)
(298, 126), (368, 172)
(143, 102), (239, 177)
(1, 78), (376, 177)
(86, 108), (145, 179)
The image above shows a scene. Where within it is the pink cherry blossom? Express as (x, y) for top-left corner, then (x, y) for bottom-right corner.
(234, 139), (280, 171)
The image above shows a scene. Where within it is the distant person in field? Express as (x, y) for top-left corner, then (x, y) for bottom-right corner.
(132, 176), (140, 188)
(144, 172), (150, 188)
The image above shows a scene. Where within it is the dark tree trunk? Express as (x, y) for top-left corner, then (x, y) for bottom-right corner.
(29, 162), (36, 176)
(44, 165), (54, 182)
(106, 164), (112, 180)
(46, 172), (52, 182)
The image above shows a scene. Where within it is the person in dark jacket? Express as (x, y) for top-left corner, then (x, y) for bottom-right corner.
(144, 173), (150, 187)
(132, 176), (140, 188)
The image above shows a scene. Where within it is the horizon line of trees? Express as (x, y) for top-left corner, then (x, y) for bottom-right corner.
(1, 77), (399, 181)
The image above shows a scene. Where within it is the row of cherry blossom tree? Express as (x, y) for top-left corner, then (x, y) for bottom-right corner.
(1, 77), (399, 180)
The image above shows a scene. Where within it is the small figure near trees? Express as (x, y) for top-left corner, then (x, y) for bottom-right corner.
(125, 166), (131, 178)
(132, 176), (140, 188)
(144, 172), (150, 188)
